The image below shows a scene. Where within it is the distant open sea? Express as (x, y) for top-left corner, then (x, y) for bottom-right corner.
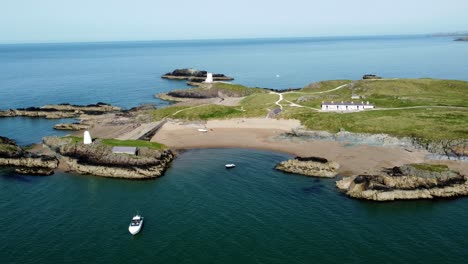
(1, 36), (468, 263)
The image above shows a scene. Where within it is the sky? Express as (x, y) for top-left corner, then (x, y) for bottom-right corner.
(1, 0), (467, 44)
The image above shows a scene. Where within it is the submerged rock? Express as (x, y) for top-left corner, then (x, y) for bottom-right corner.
(276, 156), (340, 178)
(336, 163), (468, 201)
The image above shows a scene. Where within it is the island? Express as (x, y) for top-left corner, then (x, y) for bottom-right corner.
(1, 76), (467, 201)
(454, 37), (468, 41)
(161, 68), (234, 83)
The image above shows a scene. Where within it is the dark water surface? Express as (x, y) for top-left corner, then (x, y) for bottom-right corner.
(1, 149), (468, 263)
(1, 36), (468, 263)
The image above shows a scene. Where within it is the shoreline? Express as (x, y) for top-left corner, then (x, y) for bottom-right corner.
(150, 118), (467, 176)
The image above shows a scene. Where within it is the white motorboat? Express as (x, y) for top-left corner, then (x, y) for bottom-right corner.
(225, 163), (236, 168)
(128, 215), (144, 235)
(197, 128), (208, 132)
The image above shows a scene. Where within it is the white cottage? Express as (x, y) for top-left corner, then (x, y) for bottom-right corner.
(321, 101), (374, 111)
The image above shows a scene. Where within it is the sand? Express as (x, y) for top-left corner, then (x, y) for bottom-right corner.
(150, 118), (447, 175)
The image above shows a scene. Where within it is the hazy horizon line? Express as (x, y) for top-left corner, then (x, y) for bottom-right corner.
(1, 31), (463, 46)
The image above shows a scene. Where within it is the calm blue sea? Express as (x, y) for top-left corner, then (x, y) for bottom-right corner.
(1, 36), (468, 263)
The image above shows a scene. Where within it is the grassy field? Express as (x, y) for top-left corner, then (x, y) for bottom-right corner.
(153, 78), (468, 141)
(284, 79), (468, 108)
(283, 107), (468, 140)
(152, 92), (278, 120)
(167, 82), (267, 99)
(64, 136), (166, 149)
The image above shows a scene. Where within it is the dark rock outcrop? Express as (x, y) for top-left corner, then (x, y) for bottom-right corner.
(161, 68), (234, 81)
(0, 136), (59, 175)
(336, 164), (468, 201)
(362, 74), (382, 80)
(0, 103), (121, 119)
(54, 123), (90, 131)
(43, 137), (175, 179)
(276, 156), (340, 178)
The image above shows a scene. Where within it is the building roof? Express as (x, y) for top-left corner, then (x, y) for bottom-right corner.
(322, 101), (373, 106)
(112, 146), (137, 154)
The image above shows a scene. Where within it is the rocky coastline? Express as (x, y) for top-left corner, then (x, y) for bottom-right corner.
(336, 164), (468, 201)
(43, 137), (175, 179)
(276, 156), (340, 178)
(0, 136), (58, 175)
(0, 103), (121, 119)
(284, 128), (468, 161)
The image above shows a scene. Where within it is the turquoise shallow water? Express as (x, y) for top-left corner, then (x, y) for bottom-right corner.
(1, 148), (468, 264)
(1, 36), (468, 263)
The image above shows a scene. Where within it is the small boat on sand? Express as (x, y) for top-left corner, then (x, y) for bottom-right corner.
(225, 163), (236, 168)
(197, 128), (208, 132)
(129, 215), (144, 235)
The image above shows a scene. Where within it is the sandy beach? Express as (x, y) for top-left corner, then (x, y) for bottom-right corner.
(149, 118), (455, 176)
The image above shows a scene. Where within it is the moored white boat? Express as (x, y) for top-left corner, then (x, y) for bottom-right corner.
(225, 163), (236, 168)
(197, 128), (208, 132)
(128, 215), (144, 235)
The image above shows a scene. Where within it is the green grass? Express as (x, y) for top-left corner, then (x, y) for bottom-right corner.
(64, 136), (82, 144)
(100, 139), (166, 150)
(0, 144), (20, 152)
(64, 136), (166, 149)
(152, 78), (468, 141)
(302, 80), (352, 92)
(152, 93), (279, 121)
(283, 107), (468, 140)
(285, 79), (468, 108)
(152, 106), (189, 120)
(411, 163), (449, 173)
(168, 83), (267, 99)
(210, 82), (267, 95)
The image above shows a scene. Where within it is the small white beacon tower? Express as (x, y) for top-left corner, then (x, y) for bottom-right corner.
(205, 73), (213, 83)
(83, 131), (92, 145)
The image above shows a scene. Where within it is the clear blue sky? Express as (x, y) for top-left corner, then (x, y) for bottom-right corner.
(1, 0), (467, 43)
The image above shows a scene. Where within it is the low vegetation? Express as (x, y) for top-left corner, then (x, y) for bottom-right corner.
(411, 163), (449, 173)
(64, 136), (166, 150)
(167, 82), (266, 99)
(154, 78), (468, 141)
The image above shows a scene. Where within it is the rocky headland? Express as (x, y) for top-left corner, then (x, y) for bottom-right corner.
(161, 68), (234, 82)
(0, 103), (121, 119)
(276, 156), (340, 178)
(336, 164), (468, 201)
(43, 137), (175, 179)
(0, 136), (58, 175)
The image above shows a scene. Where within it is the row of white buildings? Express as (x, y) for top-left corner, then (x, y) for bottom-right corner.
(321, 101), (374, 111)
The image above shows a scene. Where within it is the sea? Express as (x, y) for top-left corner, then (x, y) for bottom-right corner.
(1, 35), (468, 263)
